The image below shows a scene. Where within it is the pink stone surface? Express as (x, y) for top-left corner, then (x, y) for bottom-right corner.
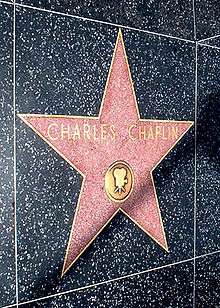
(19, 31), (193, 276)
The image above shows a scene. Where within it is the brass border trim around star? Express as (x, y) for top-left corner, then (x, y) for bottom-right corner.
(17, 29), (194, 277)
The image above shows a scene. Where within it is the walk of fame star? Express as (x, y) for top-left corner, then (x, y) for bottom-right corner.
(18, 30), (193, 276)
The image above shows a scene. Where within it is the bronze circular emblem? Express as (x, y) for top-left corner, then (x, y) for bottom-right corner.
(105, 161), (134, 203)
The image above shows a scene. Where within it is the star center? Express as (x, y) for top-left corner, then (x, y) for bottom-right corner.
(105, 161), (134, 203)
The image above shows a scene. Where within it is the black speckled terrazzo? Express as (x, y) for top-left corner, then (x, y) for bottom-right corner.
(19, 261), (194, 308)
(16, 7), (195, 302)
(197, 45), (220, 255)
(15, 0), (195, 40)
(196, 253), (220, 308)
(201, 37), (220, 48)
(0, 3), (16, 307)
(196, 0), (220, 40)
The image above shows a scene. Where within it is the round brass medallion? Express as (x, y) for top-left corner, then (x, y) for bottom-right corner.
(105, 161), (134, 203)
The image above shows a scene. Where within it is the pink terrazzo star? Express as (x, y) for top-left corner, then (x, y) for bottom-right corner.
(18, 30), (193, 276)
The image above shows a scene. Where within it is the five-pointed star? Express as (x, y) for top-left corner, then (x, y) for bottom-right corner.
(18, 30), (193, 276)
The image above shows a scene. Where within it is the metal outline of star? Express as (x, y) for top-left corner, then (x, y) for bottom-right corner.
(18, 29), (194, 276)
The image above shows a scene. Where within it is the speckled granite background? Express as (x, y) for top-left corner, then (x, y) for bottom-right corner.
(0, 1), (219, 307)
(20, 261), (194, 308)
(197, 45), (220, 255)
(0, 2), (15, 307)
